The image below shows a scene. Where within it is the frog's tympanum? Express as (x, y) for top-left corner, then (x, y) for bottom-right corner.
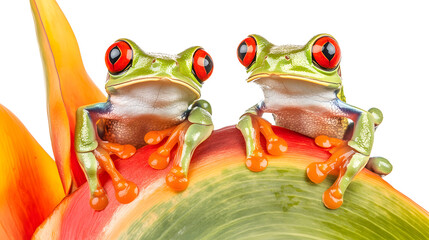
(75, 39), (214, 210)
(236, 34), (392, 209)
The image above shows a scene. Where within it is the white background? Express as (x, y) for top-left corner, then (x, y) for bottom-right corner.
(1, 1), (428, 210)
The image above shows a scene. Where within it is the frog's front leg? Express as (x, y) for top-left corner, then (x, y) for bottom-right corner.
(145, 100), (214, 191)
(236, 102), (288, 172)
(75, 103), (138, 211)
(306, 102), (392, 209)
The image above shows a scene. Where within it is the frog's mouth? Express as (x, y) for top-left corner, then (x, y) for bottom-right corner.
(247, 73), (341, 89)
(106, 77), (200, 98)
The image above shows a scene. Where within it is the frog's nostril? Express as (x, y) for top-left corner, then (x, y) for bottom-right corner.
(285, 55), (290, 60)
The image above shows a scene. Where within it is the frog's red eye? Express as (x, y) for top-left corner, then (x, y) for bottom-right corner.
(237, 36), (257, 68)
(192, 49), (213, 83)
(105, 40), (133, 74)
(312, 36), (341, 71)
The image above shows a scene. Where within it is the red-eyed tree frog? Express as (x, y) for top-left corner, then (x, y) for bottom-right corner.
(236, 34), (392, 209)
(75, 39), (214, 210)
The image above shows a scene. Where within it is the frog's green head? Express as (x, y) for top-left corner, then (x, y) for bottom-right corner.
(104, 39), (213, 98)
(236, 34), (342, 89)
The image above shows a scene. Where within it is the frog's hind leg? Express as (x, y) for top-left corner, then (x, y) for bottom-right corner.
(166, 123), (213, 191)
(94, 143), (139, 204)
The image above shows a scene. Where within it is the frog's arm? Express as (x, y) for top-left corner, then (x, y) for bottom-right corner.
(236, 102), (264, 159)
(335, 100), (380, 155)
(74, 103), (110, 210)
(145, 99), (214, 191)
(236, 101), (287, 172)
(336, 100), (392, 174)
(178, 100), (214, 176)
(75, 103), (109, 153)
(75, 102), (139, 210)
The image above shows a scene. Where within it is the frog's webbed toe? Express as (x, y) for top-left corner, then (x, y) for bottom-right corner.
(237, 114), (288, 172)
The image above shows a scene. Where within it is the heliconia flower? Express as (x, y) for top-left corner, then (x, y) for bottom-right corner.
(0, 0), (428, 239)
(30, 0), (105, 194)
(32, 126), (429, 239)
(0, 105), (64, 239)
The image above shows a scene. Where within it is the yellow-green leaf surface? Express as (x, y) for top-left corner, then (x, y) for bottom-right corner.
(34, 126), (429, 239)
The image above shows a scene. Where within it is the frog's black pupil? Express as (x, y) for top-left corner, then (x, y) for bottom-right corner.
(204, 55), (213, 74)
(238, 42), (247, 61)
(109, 46), (121, 64)
(322, 42), (335, 61)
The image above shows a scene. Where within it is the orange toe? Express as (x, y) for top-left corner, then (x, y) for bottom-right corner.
(323, 187), (343, 209)
(144, 131), (164, 145)
(315, 135), (343, 148)
(144, 126), (176, 145)
(114, 180), (139, 204)
(245, 149), (268, 172)
(266, 136), (288, 155)
(117, 144), (136, 159)
(306, 162), (328, 184)
(90, 187), (109, 211)
(166, 166), (189, 192)
(148, 150), (170, 170)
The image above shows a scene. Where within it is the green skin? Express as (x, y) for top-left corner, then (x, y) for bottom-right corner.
(237, 34), (392, 197)
(75, 39), (213, 198)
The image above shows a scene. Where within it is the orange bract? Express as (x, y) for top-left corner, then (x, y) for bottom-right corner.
(30, 0), (105, 194)
(0, 105), (64, 240)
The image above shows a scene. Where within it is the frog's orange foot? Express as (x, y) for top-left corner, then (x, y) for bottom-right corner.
(145, 122), (191, 170)
(113, 180), (139, 204)
(99, 142), (136, 159)
(90, 186), (109, 211)
(166, 166), (189, 192)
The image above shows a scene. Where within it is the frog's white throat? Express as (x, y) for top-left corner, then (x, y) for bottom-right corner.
(253, 76), (340, 111)
(108, 79), (198, 118)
